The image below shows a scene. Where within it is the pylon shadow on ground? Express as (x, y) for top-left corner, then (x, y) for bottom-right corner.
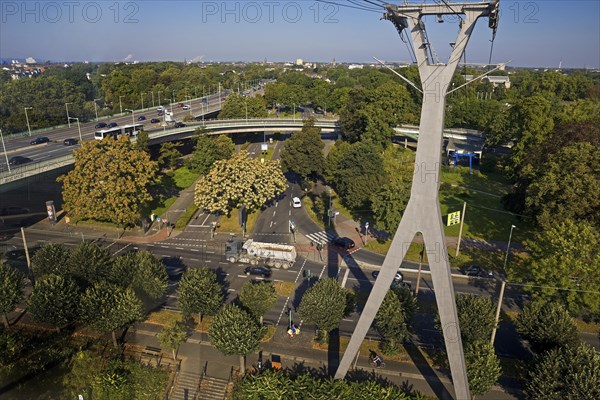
(404, 339), (453, 400)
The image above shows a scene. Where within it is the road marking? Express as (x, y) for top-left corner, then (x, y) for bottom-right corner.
(272, 210), (276, 217)
(340, 268), (350, 288)
(227, 289), (236, 292)
(175, 247), (184, 250)
(201, 213), (211, 225)
(305, 231), (337, 244)
(191, 249), (199, 252)
(269, 221), (273, 228)
(111, 243), (131, 255)
(318, 264), (326, 280)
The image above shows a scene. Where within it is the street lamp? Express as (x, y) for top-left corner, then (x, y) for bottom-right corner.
(1, 128), (10, 173)
(293, 103), (296, 122)
(119, 96), (125, 114)
(125, 109), (135, 125)
(65, 102), (73, 127)
(150, 91), (155, 108)
(68, 117), (83, 143)
(157, 91), (161, 107)
(245, 99), (248, 124)
(24, 107), (32, 136)
(140, 93), (145, 111)
(503, 224), (516, 271)
(93, 98), (101, 121)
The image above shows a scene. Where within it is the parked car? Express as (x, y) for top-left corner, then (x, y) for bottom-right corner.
(107, 122), (118, 128)
(332, 237), (355, 250)
(244, 266), (272, 278)
(292, 197), (302, 208)
(150, 118), (160, 123)
(63, 138), (78, 146)
(30, 137), (50, 145)
(174, 122), (186, 128)
(137, 115), (146, 121)
(8, 156), (32, 166)
(95, 122), (107, 129)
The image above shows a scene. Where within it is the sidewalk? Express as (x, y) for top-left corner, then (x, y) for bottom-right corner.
(127, 321), (519, 400)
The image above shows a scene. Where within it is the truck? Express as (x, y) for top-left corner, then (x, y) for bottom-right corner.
(225, 239), (296, 269)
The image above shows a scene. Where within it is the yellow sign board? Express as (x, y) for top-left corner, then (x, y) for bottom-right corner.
(447, 211), (461, 226)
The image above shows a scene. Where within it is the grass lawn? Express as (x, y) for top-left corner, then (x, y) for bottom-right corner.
(217, 208), (260, 234)
(273, 281), (296, 297)
(312, 335), (411, 363)
(145, 309), (183, 326)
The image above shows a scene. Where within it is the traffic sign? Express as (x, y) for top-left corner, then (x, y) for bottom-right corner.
(447, 211), (461, 226)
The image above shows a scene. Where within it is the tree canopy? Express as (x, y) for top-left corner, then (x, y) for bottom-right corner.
(186, 133), (235, 175)
(177, 267), (223, 320)
(0, 261), (24, 327)
(279, 117), (325, 179)
(515, 301), (579, 354)
(517, 220), (600, 315)
(31, 243), (71, 278)
(209, 304), (265, 374)
(298, 278), (348, 339)
(28, 274), (80, 329)
(194, 151), (287, 215)
(58, 137), (158, 227)
(238, 281), (277, 324)
(219, 93), (267, 119)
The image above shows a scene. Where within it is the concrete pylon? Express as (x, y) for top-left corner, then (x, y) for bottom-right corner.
(334, 2), (499, 400)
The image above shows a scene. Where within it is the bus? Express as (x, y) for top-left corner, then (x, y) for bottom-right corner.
(94, 124), (144, 140)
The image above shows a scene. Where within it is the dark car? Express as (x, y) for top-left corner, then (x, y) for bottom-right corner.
(107, 122), (118, 128)
(174, 122), (186, 127)
(137, 115), (146, 121)
(244, 266), (272, 278)
(30, 136), (50, 145)
(95, 122), (107, 129)
(8, 156), (32, 166)
(463, 265), (492, 278)
(177, 103), (184, 108)
(332, 237), (355, 250)
(150, 118), (160, 123)
(63, 138), (78, 146)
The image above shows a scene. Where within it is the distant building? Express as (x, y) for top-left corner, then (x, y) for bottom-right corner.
(295, 58), (303, 66)
(25, 57), (37, 64)
(348, 64), (364, 70)
(461, 74), (511, 89)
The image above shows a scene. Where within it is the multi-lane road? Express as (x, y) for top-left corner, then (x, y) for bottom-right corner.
(0, 91), (232, 172)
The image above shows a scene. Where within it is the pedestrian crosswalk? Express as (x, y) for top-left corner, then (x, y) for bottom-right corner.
(305, 231), (338, 245)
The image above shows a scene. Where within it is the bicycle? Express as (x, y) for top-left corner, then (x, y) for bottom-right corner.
(369, 357), (386, 368)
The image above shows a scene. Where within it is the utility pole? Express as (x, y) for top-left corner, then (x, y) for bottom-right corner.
(335, 4), (499, 400)
(455, 202), (467, 257)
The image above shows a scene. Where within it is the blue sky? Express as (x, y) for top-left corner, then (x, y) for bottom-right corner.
(1, 0), (598, 68)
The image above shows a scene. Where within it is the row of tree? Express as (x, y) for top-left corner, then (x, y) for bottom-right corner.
(1, 242), (168, 348)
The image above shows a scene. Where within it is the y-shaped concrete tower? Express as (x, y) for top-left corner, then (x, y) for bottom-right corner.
(335, 2), (499, 399)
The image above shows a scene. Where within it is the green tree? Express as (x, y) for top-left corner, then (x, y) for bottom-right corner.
(298, 278), (348, 343)
(157, 141), (182, 169)
(111, 250), (168, 300)
(279, 117), (325, 179)
(209, 304), (265, 374)
(177, 267), (223, 321)
(517, 220), (600, 315)
(194, 151), (287, 215)
(68, 241), (113, 287)
(330, 141), (385, 210)
(135, 130), (150, 153)
(238, 281), (277, 324)
(454, 294), (496, 344)
(370, 147), (412, 233)
(28, 275), (80, 330)
(0, 261), (24, 327)
(219, 93), (267, 119)
(526, 344), (600, 400)
(186, 133), (234, 175)
(58, 137), (158, 227)
(525, 142), (599, 228)
(375, 288), (413, 355)
(158, 321), (188, 360)
(515, 301), (579, 354)
(30, 243), (71, 278)
(464, 341), (502, 397)
(80, 281), (143, 349)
